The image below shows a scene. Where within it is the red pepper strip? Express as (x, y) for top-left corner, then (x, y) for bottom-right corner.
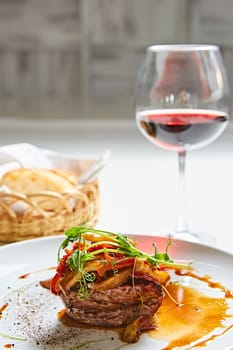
(72, 242), (84, 250)
(113, 257), (135, 269)
(56, 252), (72, 276)
(50, 272), (60, 295)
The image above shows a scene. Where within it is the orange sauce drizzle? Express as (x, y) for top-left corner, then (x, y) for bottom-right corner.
(19, 266), (56, 279)
(4, 344), (14, 349)
(0, 303), (8, 319)
(190, 323), (233, 348)
(1, 304), (14, 349)
(175, 269), (233, 298)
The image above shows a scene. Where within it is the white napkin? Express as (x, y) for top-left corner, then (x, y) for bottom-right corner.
(0, 143), (110, 183)
(0, 143), (53, 180)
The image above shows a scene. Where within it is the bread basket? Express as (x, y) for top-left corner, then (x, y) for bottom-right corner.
(0, 144), (108, 243)
(0, 180), (99, 243)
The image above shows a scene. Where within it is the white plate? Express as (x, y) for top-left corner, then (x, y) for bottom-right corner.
(0, 235), (233, 350)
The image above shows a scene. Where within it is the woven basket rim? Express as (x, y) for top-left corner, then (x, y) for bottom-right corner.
(0, 181), (100, 243)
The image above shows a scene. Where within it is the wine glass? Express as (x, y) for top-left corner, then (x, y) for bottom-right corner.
(135, 44), (231, 244)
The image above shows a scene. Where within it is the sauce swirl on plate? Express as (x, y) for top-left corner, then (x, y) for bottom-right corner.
(152, 282), (232, 349)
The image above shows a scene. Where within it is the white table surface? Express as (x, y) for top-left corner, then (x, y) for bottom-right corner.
(0, 117), (233, 255)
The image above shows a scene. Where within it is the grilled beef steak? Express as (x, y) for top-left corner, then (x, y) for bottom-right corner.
(60, 274), (163, 328)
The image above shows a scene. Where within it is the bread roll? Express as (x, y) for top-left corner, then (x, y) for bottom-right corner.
(0, 168), (78, 212)
(0, 168), (76, 194)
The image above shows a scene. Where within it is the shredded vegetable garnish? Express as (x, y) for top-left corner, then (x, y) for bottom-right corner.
(59, 226), (191, 267)
(54, 225), (192, 300)
(59, 225), (190, 266)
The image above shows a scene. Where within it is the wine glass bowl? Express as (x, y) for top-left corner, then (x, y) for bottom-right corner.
(137, 108), (228, 153)
(135, 44), (231, 243)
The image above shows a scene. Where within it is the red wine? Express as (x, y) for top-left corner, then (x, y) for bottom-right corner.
(136, 109), (228, 151)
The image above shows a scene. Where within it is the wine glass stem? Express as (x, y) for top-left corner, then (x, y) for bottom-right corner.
(176, 150), (188, 234)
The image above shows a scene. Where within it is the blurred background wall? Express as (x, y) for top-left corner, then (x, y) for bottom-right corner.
(0, 0), (232, 120)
